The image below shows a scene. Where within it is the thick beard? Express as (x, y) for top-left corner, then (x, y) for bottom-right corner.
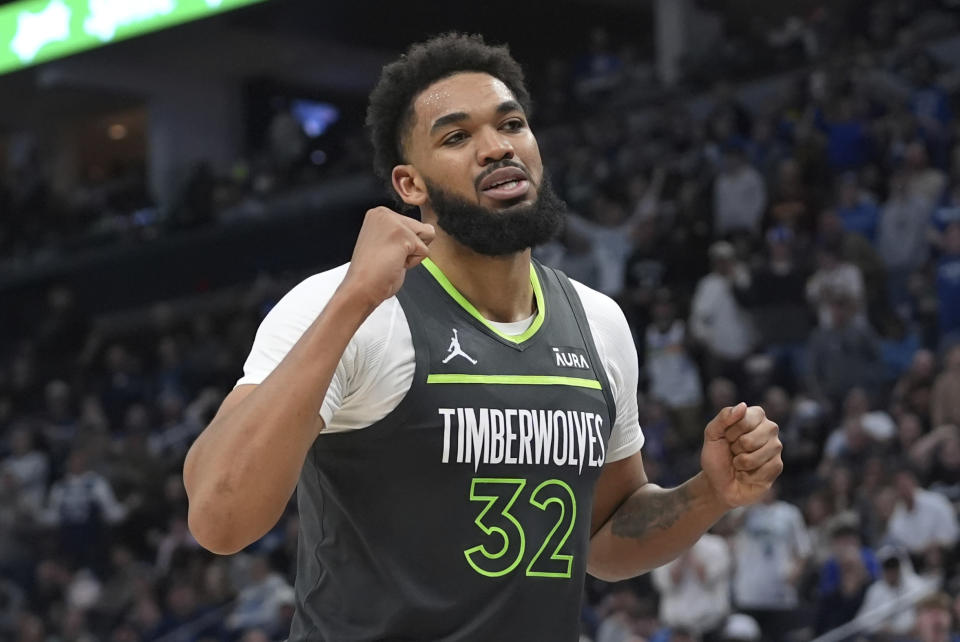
(424, 173), (567, 256)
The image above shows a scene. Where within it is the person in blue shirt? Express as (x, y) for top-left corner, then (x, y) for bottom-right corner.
(835, 172), (879, 241)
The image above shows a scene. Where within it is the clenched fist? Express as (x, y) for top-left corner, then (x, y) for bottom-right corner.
(700, 403), (783, 508)
(339, 207), (435, 310)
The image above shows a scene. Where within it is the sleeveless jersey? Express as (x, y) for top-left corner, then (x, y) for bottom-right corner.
(289, 258), (616, 641)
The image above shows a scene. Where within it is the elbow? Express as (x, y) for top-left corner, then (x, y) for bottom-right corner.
(587, 548), (647, 583)
(588, 562), (641, 583)
(187, 501), (250, 555)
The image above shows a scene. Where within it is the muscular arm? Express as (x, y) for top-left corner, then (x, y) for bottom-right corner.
(183, 207), (433, 555)
(183, 290), (373, 554)
(587, 451), (727, 582)
(588, 403), (781, 581)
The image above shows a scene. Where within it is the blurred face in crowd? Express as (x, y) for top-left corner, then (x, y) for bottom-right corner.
(166, 584), (197, 618)
(66, 449), (88, 475)
(947, 345), (960, 372)
(839, 178), (860, 208)
(939, 435), (960, 473)
(898, 413), (924, 450)
(831, 530), (860, 561)
(394, 72), (566, 256)
(911, 349), (936, 379)
(916, 603), (953, 642)
(10, 427), (33, 455)
(843, 387), (870, 418)
(881, 557), (901, 586)
(762, 387), (790, 424)
(874, 486), (898, 522)
(894, 470), (918, 504)
(818, 209), (844, 241)
(708, 378), (737, 411)
(651, 299), (675, 329)
(944, 223), (960, 255)
(830, 294), (857, 327)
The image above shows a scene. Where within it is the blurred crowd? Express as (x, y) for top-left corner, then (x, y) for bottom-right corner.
(5, 1), (960, 640)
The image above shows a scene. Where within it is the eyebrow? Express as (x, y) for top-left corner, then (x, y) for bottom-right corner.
(429, 100), (524, 135)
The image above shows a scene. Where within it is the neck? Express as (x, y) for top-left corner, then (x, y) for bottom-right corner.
(427, 232), (535, 323)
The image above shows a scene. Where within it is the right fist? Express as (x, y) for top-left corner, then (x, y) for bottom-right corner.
(340, 207), (435, 309)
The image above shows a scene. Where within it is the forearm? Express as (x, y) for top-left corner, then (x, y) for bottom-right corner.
(184, 287), (373, 554)
(587, 472), (728, 581)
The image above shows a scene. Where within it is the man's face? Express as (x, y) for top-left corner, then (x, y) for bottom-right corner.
(395, 72), (565, 255)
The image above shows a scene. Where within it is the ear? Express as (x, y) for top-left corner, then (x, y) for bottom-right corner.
(392, 165), (428, 208)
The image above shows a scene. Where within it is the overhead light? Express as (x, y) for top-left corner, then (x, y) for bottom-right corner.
(108, 123), (127, 140)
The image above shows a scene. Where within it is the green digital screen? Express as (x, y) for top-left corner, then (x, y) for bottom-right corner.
(0, 0), (270, 76)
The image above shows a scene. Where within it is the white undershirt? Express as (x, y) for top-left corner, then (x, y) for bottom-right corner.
(237, 263), (644, 463)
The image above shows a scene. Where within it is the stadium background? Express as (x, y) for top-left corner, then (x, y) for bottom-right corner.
(3, 0), (960, 640)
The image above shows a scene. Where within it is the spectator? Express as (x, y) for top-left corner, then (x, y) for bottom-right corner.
(623, 215), (673, 330)
(713, 144), (767, 238)
(40, 446), (135, 571)
(816, 208), (887, 323)
(936, 222), (960, 344)
(805, 292), (883, 412)
(885, 464), (960, 559)
(815, 97), (872, 172)
(914, 592), (958, 642)
(689, 241), (756, 384)
(651, 533), (732, 637)
(932, 344), (960, 428)
(814, 522), (876, 634)
(1, 424), (49, 514)
(806, 240), (866, 328)
(731, 487), (811, 641)
(644, 289), (703, 449)
(857, 547), (931, 636)
(877, 167), (933, 309)
(226, 554), (295, 633)
(822, 387), (895, 471)
(835, 172), (879, 242)
(766, 158), (816, 234)
(904, 141), (947, 205)
(893, 349), (938, 424)
(566, 190), (637, 297)
(741, 225), (812, 386)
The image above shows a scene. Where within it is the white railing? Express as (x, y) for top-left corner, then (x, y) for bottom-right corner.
(811, 577), (940, 642)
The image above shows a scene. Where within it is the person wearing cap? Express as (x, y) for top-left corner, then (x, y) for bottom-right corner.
(720, 613), (761, 642)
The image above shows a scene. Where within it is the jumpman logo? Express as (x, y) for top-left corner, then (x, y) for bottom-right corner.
(442, 329), (477, 365)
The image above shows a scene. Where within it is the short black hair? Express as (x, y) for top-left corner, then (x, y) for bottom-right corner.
(366, 32), (533, 202)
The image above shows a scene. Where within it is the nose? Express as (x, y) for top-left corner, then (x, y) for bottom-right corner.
(475, 126), (514, 166)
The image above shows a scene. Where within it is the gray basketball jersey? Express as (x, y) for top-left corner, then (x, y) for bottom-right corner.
(289, 258), (615, 641)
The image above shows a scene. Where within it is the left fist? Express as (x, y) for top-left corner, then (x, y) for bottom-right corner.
(701, 403), (783, 508)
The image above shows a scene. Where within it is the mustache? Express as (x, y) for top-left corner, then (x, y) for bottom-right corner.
(473, 160), (532, 192)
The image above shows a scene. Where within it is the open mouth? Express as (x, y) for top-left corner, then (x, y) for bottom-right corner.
(479, 166), (531, 201)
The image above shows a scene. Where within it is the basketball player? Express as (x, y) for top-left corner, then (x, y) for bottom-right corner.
(183, 34), (783, 640)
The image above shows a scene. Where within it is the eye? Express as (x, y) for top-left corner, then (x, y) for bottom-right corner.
(443, 132), (468, 145)
(502, 118), (526, 131)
